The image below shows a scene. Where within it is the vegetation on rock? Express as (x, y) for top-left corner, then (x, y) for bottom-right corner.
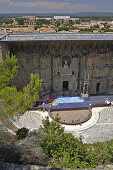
(37, 116), (113, 169)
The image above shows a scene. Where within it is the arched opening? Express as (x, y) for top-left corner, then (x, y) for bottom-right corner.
(62, 56), (71, 68)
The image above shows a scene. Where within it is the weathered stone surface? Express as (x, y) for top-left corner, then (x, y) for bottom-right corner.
(1, 37), (113, 96)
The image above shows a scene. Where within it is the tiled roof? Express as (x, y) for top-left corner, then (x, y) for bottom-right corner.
(1, 33), (113, 41)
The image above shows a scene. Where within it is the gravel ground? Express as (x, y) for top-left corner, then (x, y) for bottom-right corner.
(52, 110), (90, 123)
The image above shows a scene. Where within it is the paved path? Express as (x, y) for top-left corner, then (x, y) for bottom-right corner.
(11, 106), (113, 143)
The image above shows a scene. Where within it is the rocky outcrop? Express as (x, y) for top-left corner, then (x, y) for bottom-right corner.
(0, 162), (113, 170)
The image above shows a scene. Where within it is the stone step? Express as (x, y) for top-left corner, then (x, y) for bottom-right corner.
(3, 119), (18, 133)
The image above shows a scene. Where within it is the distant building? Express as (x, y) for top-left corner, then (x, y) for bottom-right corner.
(68, 18), (80, 21)
(0, 28), (6, 35)
(22, 16), (35, 20)
(12, 21), (18, 26)
(35, 17), (52, 20)
(81, 22), (91, 25)
(54, 16), (70, 20)
(93, 30), (99, 33)
(74, 18), (80, 21)
(90, 20), (109, 26)
(110, 25), (113, 29)
(73, 24), (91, 29)
(99, 24), (104, 29)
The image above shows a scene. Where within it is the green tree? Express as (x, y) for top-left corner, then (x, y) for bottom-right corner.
(0, 53), (42, 120)
(36, 19), (42, 26)
(37, 116), (64, 156)
(58, 26), (69, 31)
(55, 21), (60, 27)
(37, 116), (90, 169)
(36, 19), (50, 25)
(34, 25), (42, 30)
(0, 52), (18, 91)
(37, 116), (113, 169)
(22, 73), (42, 109)
(15, 18), (25, 25)
(2, 18), (14, 24)
(86, 142), (108, 167)
(68, 20), (74, 26)
(16, 127), (29, 139)
(106, 139), (113, 163)
(0, 73), (42, 120)
(0, 86), (23, 120)
(76, 20), (80, 24)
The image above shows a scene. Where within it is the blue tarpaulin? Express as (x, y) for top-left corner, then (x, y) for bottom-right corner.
(31, 95), (113, 110)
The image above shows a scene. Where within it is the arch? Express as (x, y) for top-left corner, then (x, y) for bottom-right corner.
(62, 55), (71, 68)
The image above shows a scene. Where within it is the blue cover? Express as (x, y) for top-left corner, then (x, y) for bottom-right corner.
(32, 95), (113, 110)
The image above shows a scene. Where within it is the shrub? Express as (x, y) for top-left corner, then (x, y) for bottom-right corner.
(16, 127), (29, 139)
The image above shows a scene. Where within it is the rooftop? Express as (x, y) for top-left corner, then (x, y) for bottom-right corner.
(1, 33), (113, 41)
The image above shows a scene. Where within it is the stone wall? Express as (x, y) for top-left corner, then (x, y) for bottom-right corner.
(1, 40), (113, 96)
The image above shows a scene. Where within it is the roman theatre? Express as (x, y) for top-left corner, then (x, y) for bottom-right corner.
(1, 33), (113, 143)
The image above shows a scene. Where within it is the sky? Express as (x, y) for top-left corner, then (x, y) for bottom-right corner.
(0, 0), (113, 13)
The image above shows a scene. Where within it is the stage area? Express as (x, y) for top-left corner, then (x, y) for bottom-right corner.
(54, 96), (84, 103)
(32, 95), (113, 111)
(51, 110), (90, 125)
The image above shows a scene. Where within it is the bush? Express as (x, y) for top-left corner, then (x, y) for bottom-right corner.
(16, 127), (29, 139)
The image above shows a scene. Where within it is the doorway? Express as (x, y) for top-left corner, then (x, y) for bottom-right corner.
(96, 83), (100, 94)
(63, 81), (69, 91)
(84, 84), (88, 94)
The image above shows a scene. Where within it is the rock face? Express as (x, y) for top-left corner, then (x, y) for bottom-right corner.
(1, 37), (113, 96)
(0, 134), (51, 167)
(0, 162), (113, 170)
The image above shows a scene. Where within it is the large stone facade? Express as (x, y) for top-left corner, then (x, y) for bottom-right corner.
(1, 34), (113, 96)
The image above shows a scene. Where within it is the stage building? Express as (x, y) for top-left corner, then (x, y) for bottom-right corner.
(0, 33), (113, 96)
